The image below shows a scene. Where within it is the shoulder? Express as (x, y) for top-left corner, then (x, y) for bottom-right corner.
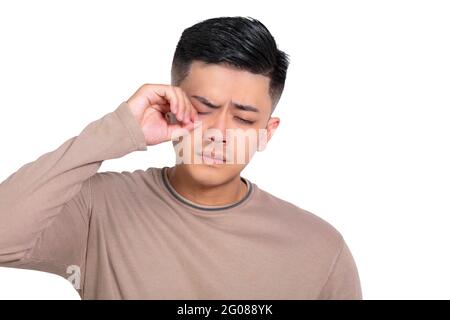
(253, 184), (344, 252)
(88, 167), (160, 197)
(85, 168), (162, 221)
(90, 167), (158, 186)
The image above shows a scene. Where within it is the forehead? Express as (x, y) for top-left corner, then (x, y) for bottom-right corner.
(181, 60), (272, 114)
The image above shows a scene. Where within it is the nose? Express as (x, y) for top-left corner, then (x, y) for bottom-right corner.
(203, 110), (228, 144)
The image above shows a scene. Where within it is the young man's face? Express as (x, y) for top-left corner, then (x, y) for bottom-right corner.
(172, 60), (280, 186)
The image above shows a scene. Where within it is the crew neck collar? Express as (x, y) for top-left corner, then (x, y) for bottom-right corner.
(159, 166), (254, 212)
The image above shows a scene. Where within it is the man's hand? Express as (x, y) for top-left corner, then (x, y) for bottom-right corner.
(126, 84), (200, 146)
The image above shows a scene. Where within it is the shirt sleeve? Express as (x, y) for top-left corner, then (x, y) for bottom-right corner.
(0, 101), (147, 296)
(317, 237), (363, 300)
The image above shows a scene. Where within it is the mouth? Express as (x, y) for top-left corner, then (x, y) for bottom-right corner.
(197, 151), (226, 165)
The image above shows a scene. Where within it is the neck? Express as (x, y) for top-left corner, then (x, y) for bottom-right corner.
(166, 166), (248, 206)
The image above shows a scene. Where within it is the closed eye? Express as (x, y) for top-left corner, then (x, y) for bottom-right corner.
(234, 116), (255, 125)
(196, 112), (255, 125)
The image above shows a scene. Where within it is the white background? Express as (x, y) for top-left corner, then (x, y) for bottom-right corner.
(0, 0), (449, 299)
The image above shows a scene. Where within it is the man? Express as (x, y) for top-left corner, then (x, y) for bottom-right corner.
(0, 16), (362, 299)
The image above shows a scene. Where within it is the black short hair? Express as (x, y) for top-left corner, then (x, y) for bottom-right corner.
(171, 16), (290, 111)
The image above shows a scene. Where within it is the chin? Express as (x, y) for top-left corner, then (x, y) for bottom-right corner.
(178, 163), (244, 186)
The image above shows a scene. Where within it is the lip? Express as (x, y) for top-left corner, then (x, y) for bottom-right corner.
(198, 151), (226, 164)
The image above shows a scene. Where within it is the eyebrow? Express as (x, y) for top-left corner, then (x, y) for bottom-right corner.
(191, 95), (260, 113)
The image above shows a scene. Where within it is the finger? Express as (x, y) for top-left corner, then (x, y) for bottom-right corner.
(180, 90), (195, 123)
(181, 92), (192, 124)
(182, 119), (202, 132)
(176, 87), (190, 124)
(173, 87), (185, 123)
(168, 86), (180, 116)
(184, 93), (199, 122)
(167, 118), (201, 138)
(148, 84), (179, 114)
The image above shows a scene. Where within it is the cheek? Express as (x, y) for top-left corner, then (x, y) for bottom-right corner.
(225, 132), (259, 164)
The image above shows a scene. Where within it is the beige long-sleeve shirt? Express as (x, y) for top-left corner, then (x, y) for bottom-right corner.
(0, 101), (362, 299)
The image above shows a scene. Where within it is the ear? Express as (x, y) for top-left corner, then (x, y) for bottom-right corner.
(257, 117), (280, 151)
